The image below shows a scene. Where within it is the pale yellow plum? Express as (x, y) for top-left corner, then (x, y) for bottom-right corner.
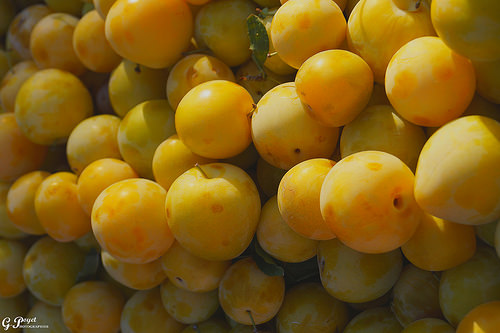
(0, 293), (29, 333)
(473, 59), (500, 105)
(0, 0), (15, 37)
(256, 157), (287, 199)
(344, 307), (403, 333)
(402, 318), (454, 333)
(317, 239), (402, 303)
(431, 0), (500, 61)
(35, 172), (91, 242)
(340, 104), (427, 172)
(320, 150), (421, 254)
(29, 13), (86, 75)
(414, 115), (500, 226)
(347, 0), (435, 84)
(176, 80), (253, 159)
(77, 158), (138, 216)
(25, 301), (70, 333)
(194, 0), (255, 67)
(181, 318), (231, 333)
(23, 236), (86, 305)
(7, 4), (52, 60)
(66, 114), (122, 175)
(251, 82), (339, 170)
(73, 10), (121, 73)
(6, 170), (49, 235)
(270, 0), (346, 69)
(222, 143), (259, 170)
(152, 135), (215, 191)
(476, 220), (498, 247)
(439, 245), (500, 326)
(295, 49), (373, 127)
(385, 36), (475, 127)
(219, 257), (285, 325)
(401, 212), (476, 271)
(62, 281), (125, 333)
(257, 196), (318, 263)
(108, 59), (168, 118)
(236, 60), (293, 103)
(120, 288), (186, 333)
(391, 264), (442, 326)
(0, 239), (27, 298)
(160, 241), (231, 293)
(93, 0), (116, 19)
(456, 301), (500, 333)
(166, 163), (261, 261)
(277, 158), (336, 240)
(260, 15), (296, 76)
(14, 68), (94, 145)
(0, 182), (28, 239)
(276, 282), (349, 333)
(166, 53), (235, 110)
(0, 113), (47, 182)
(44, 0), (82, 16)
(160, 279), (219, 324)
(117, 99), (176, 179)
(0, 60), (39, 113)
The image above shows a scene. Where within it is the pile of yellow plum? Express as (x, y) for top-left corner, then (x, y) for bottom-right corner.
(1, 0), (499, 332)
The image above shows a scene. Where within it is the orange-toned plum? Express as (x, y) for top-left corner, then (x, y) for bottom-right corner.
(317, 238), (403, 303)
(62, 281), (125, 333)
(414, 115), (500, 226)
(343, 307), (403, 333)
(76, 158), (138, 216)
(166, 53), (235, 110)
(152, 134), (215, 191)
(166, 163), (261, 261)
(295, 49), (373, 127)
(473, 59), (500, 105)
(35, 172), (91, 242)
(6, 170), (49, 235)
(102, 251), (166, 291)
(66, 114), (122, 175)
(160, 241), (231, 293)
(194, 0), (255, 67)
(402, 318), (454, 333)
(277, 158), (336, 240)
(29, 13), (86, 76)
(14, 68), (93, 145)
(108, 59), (168, 118)
(105, 0), (193, 69)
(255, 157), (287, 198)
(73, 10), (121, 73)
(257, 195), (318, 263)
(160, 279), (219, 324)
(0, 113), (47, 182)
(270, 0), (346, 69)
(340, 104), (427, 172)
(391, 264), (442, 326)
(219, 257), (285, 325)
(175, 80), (253, 159)
(0, 182), (28, 239)
(456, 301), (500, 333)
(385, 36), (475, 127)
(117, 99), (176, 179)
(23, 236), (86, 305)
(439, 245), (500, 326)
(320, 150), (421, 254)
(0, 60), (39, 113)
(251, 82), (339, 170)
(181, 318), (231, 333)
(6, 4), (52, 60)
(24, 301), (70, 333)
(276, 282), (349, 333)
(92, 178), (174, 264)
(0, 239), (27, 298)
(401, 212), (476, 271)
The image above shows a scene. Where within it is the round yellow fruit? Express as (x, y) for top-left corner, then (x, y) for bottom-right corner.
(0, 60), (39, 113)
(0, 239), (27, 298)
(456, 301), (500, 333)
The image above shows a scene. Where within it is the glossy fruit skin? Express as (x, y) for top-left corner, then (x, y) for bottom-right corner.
(14, 68), (94, 145)
(105, 0), (193, 69)
(0, 239), (27, 298)
(295, 49), (374, 127)
(270, 0), (346, 69)
(0, 60), (39, 113)
(343, 307), (403, 333)
(166, 163), (261, 261)
(0, 182), (28, 240)
(414, 115), (500, 226)
(175, 80), (253, 159)
(456, 301), (500, 333)
(219, 257), (285, 325)
(92, 178), (174, 264)
(385, 36), (476, 127)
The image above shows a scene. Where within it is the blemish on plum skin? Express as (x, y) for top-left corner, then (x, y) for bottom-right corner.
(294, 148), (301, 154)
(211, 204), (223, 213)
(367, 162), (382, 171)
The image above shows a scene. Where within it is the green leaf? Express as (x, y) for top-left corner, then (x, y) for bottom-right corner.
(75, 248), (100, 283)
(247, 14), (269, 79)
(252, 241), (284, 277)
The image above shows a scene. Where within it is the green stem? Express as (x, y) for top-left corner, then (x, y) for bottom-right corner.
(246, 310), (258, 333)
